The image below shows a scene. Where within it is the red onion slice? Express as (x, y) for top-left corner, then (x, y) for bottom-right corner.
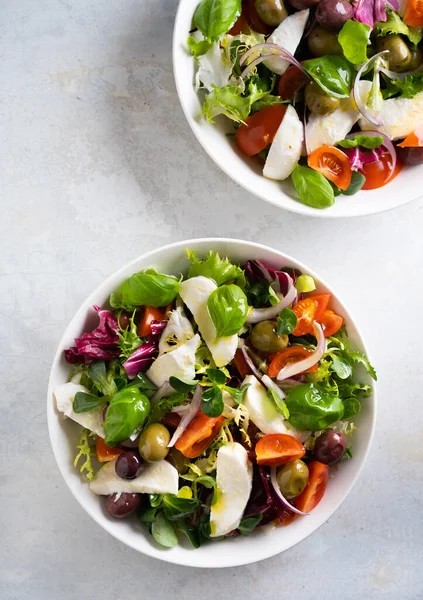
(276, 322), (325, 381)
(277, 378), (304, 389)
(167, 385), (202, 448)
(346, 130), (396, 176)
(270, 466), (309, 516)
(353, 51), (388, 127)
(246, 278), (297, 324)
(150, 381), (174, 406)
(261, 374), (286, 400)
(240, 43), (310, 81)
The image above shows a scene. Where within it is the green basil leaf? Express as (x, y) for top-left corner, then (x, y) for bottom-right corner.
(343, 171), (366, 196)
(194, 0), (242, 41)
(206, 368), (227, 385)
(73, 391), (104, 413)
(338, 135), (384, 150)
(207, 284), (248, 338)
(187, 250), (246, 287)
(238, 514), (263, 536)
(175, 520), (201, 548)
(187, 36), (212, 58)
(342, 398), (361, 420)
(163, 494), (202, 521)
(276, 308), (297, 335)
(267, 388), (290, 420)
(169, 376), (198, 393)
(303, 56), (355, 98)
(109, 268), (180, 310)
(223, 383), (251, 405)
(338, 20), (371, 65)
(104, 388), (150, 445)
(285, 383), (344, 431)
(151, 512), (178, 548)
(292, 164), (335, 209)
(330, 356), (353, 380)
(201, 386), (224, 417)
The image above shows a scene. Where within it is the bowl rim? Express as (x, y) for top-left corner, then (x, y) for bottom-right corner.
(47, 237), (377, 567)
(172, 0), (421, 219)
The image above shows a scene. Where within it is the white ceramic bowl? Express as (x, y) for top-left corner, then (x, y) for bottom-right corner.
(47, 238), (376, 567)
(172, 0), (422, 218)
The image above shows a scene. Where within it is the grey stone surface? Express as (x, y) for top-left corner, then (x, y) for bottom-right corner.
(1, 0), (422, 598)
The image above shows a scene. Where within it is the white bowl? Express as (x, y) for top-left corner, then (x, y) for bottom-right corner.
(47, 238), (376, 567)
(172, 0), (422, 218)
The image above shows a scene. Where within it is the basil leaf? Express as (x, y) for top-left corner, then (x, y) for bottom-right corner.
(206, 368), (227, 385)
(223, 383), (251, 405)
(285, 383), (344, 431)
(109, 268), (180, 310)
(292, 164), (335, 209)
(276, 308), (297, 335)
(338, 135), (384, 150)
(303, 56), (355, 98)
(187, 36), (212, 58)
(151, 512), (178, 548)
(207, 284), (248, 338)
(267, 388), (290, 420)
(163, 494), (202, 521)
(194, 0), (242, 41)
(169, 376), (198, 393)
(187, 250), (246, 287)
(201, 386), (224, 417)
(342, 398), (361, 420)
(338, 20), (370, 65)
(238, 514), (263, 536)
(104, 388), (150, 445)
(73, 391), (104, 413)
(330, 356), (353, 380)
(343, 171), (366, 196)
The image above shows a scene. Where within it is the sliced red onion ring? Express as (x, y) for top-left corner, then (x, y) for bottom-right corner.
(277, 378), (304, 389)
(276, 322), (325, 381)
(261, 374), (286, 400)
(240, 43), (309, 81)
(270, 466), (309, 516)
(167, 385), (202, 448)
(346, 130), (396, 176)
(171, 404), (191, 415)
(150, 381), (174, 406)
(353, 51), (388, 127)
(240, 339), (263, 380)
(246, 278), (296, 324)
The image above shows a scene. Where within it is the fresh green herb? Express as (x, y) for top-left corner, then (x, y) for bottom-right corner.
(338, 20), (371, 65)
(375, 9), (423, 46)
(223, 383), (250, 404)
(292, 164), (335, 209)
(206, 368), (227, 385)
(194, 0), (242, 41)
(139, 506), (158, 524)
(343, 446), (353, 460)
(73, 391), (104, 413)
(302, 56), (355, 98)
(247, 280), (280, 308)
(207, 284), (248, 338)
(175, 520), (201, 548)
(285, 383), (345, 431)
(330, 355), (353, 380)
(343, 171), (366, 196)
(276, 308), (297, 335)
(109, 268), (180, 310)
(202, 84), (251, 123)
(338, 135), (384, 150)
(342, 397), (361, 420)
(103, 387), (150, 445)
(195, 344), (216, 374)
(169, 376), (198, 393)
(117, 312), (142, 358)
(187, 36), (212, 58)
(88, 360), (117, 397)
(295, 274), (316, 293)
(330, 335), (377, 380)
(149, 494), (163, 508)
(267, 388), (290, 419)
(238, 514), (263, 535)
(146, 392), (187, 426)
(187, 250), (246, 287)
(129, 372), (157, 391)
(382, 73), (423, 100)
(163, 494), (202, 521)
(73, 429), (95, 481)
(201, 386), (224, 417)
(151, 512), (178, 548)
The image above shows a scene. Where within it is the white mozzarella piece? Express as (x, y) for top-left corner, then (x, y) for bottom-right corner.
(158, 306), (194, 355)
(89, 459), (179, 495)
(264, 10), (309, 75)
(359, 90), (423, 140)
(263, 104), (304, 180)
(54, 382), (105, 437)
(147, 334), (201, 387)
(210, 443), (253, 537)
(179, 276), (238, 367)
(306, 95), (361, 153)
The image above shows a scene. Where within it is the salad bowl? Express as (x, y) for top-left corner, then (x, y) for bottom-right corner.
(173, 0), (423, 218)
(47, 238), (376, 567)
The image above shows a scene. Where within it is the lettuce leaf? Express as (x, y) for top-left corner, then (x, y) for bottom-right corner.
(73, 429), (95, 481)
(187, 250), (245, 286)
(375, 10), (423, 46)
(382, 73), (423, 99)
(202, 84), (251, 123)
(338, 20), (371, 65)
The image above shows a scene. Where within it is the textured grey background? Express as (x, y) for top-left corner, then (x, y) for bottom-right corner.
(1, 0), (422, 598)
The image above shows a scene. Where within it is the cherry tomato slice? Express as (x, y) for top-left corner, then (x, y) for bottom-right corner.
(361, 152), (402, 190)
(137, 306), (167, 337)
(235, 104), (287, 157)
(228, 10), (250, 35)
(268, 347), (318, 378)
(308, 145), (352, 191)
(255, 434), (306, 466)
(175, 411), (224, 458)
(233, 348), (252, 379)
(291, 293), (331, 336)
(310, 294), (331, 322)
(320, 309), (343, 337)
(294, 461), (329, 513)
(96, 437), (124, 463)
(397, 125), (423, 148)
(404, 0), (423, 26)
(278, 65), (308, 101)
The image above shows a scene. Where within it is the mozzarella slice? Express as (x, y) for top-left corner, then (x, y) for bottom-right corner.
(306, 94), (361, 153)
(54, 382), (105, 437)
(242, 375), (308, 441)
(158, 306), (194, 355)
(264, 10), (309, 75)
(359, 90), (423, 140)
(89, 459), (178, 495)
(179, 276), (238, 368)
(263, 104), (303, 180)
(210, 443), (253, 537)
(147, 333), (201, 387)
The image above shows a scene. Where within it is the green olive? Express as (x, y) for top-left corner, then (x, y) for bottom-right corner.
(305, 81), (340, 115)
(277, 459), (309, 498)
(166, 447), (189, 474)
(251, 320), (289, 353)
(376, 35), (412, 72)
(255, 0), (288, 26)
(308, 25), (343, 57)
(409, 47), (422, 71)
(138, 423), (170, 462)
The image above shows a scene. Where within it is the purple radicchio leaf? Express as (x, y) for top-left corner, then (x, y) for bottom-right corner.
(64, 306), (120, 364)
(343, 146), (384, 171)
(122, 336), (159, 379)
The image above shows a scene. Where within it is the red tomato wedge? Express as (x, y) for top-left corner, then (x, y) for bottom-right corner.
(320, 310), (343, 337)
(295, 461), (329, 512)
(255, 434), (306, 466)
(361, 152), (402, 190)
(233, 348), (252, 379)
(404, 0), (423, 26)
(278, 65), (308, 100)
(235, 104), (287, 157)
(397, 125), (423, 148)
(291, 293), (331, 337)
(228, 10), (250, 35)
(268, 346), (319, 378)
(96, 438), (124, 463)
(308, 145), (352, 191)
(175, 411), (224, 459)
(137, 306), (167, 337)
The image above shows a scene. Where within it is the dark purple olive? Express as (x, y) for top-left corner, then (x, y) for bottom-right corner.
(315, 0), (353, 31)
(288, 0), (321, 10)
(396, 146), (423, 166)
(106, 492), (140, 518)
(115, 450), (142, 480)
(118, 311), (131, 330)
(313, 430), (346, 465)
